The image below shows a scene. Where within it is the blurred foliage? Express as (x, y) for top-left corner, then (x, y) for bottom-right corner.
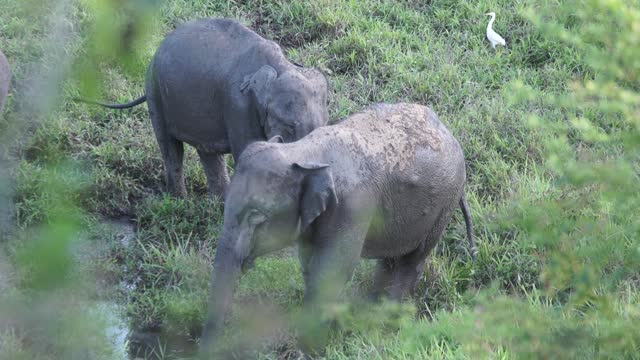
(438, 0), (640, 357)
(74, 0), (161, 100)
(0, 0), (158, 358)
(418, 1), (629, 356)
(0, 161), (117, 359)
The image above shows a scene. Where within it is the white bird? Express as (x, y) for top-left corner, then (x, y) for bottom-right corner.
(485, 12), (506, 49)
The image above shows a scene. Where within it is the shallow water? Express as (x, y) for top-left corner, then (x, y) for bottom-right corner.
(105, 217), (137, 248)
(95, 218), (306, 359)
(128, 330), (199, 359)
(98, 217), (200, 359)
(96, 300), (198, 359)
(98, 218), (136, 358)
(94, 301), (129, 359)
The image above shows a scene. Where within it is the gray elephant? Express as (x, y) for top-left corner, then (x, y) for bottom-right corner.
(201, 103), (476, 354)
(0, 49), (10, 113)
(77, 18), (329, 199)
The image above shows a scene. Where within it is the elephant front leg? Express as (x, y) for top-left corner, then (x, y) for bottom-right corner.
(298, 234), (313, 288)
(298, 217), (368, 355)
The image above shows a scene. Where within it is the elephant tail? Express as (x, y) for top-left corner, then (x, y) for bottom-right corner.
(459, 194), (477, 262)
(72, 95), (147, 109)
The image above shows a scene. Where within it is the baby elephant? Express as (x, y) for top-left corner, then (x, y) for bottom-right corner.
(201, 103), (475, 354)
(0, 49), (10, 113)
(77, 18), (329, 199)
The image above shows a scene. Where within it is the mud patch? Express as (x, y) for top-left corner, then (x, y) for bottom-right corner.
(107, 216), (136, 247)
(127, 330), (198, 359)
(250, 6), (345, 49)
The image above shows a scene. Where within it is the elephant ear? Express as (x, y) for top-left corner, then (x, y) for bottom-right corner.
(293, 162), (338, 232)
(300, 68), (329, 99)
(241, 65), (278, 126)
(310, 68), (330, 93)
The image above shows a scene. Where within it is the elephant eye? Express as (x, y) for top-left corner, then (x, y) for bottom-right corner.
(248, 211), (266, 226)
(283, 122), (296, 135)
(245, 209), (266, 226)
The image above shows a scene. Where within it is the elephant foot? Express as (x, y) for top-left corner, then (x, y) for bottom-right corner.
(207, 184), (227, 203)
(168, 184), (187, 198)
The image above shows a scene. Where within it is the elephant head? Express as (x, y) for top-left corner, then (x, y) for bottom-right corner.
(200, 141), (337, 351)
(241, 65), (329, 142)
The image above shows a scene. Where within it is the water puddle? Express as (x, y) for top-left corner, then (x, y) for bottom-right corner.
(94, 301), (129, 359)
(96, 300), (197, 359)
(94, 217), (297, 358)
(127, 331), (199, 359)
(96, 217), (198, 359)
(98, 218), (136, 358)
(105, 216), (137, 248)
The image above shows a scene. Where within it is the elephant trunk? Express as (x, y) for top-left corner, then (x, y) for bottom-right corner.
(200, 232), (245, 354)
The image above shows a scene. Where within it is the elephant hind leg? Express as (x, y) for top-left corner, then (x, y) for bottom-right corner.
(370, 252), (427, 301)
(388, 209), (455, 300)
(388, 248), (429, 301)
(197, 150), (229, 201)
(148, 97), (187, 197)
(162, 137), (187, 197)
(370, 258), (395, 301)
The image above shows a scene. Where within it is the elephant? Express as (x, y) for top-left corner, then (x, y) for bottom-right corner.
(200, 103), (476, 355)
(76, 18), (329, 199)
(0, 49), (10, 114)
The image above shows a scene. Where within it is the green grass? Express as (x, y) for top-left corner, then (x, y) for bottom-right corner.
(1, 0), (639, 358)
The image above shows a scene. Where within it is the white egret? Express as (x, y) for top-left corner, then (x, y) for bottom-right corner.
(485, 12), (506, 49)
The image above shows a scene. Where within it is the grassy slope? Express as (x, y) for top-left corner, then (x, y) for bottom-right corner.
(2, 0), (638, 359)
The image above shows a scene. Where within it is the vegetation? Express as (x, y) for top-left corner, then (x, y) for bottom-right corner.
(0, 0), (638, 358)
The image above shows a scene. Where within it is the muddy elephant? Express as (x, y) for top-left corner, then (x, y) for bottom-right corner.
(0, 49), (10, 113)
(201, 103), (476, 354)
(77, 18), (329, 199)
